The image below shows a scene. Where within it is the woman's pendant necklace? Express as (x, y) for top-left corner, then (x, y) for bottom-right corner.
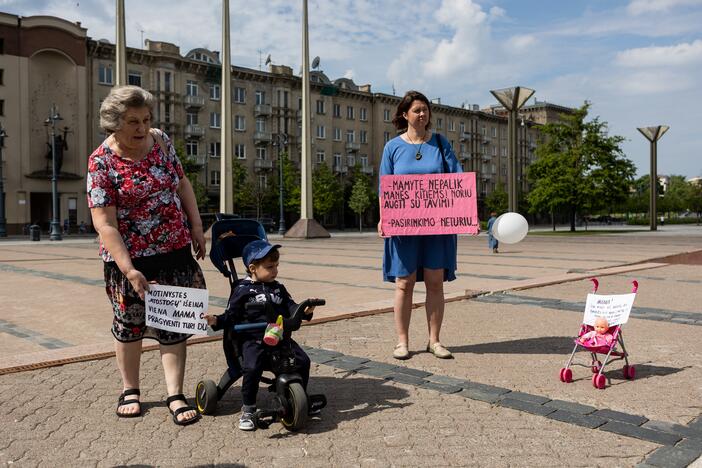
(409, 133), (424, 160)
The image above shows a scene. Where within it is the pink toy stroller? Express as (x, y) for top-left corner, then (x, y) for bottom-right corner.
(559, 278), (638, 389)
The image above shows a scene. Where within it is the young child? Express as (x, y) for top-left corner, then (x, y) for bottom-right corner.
(487, 211), (499, 253)
(204, 240), (316, 431)
(578, 316), (614, 347)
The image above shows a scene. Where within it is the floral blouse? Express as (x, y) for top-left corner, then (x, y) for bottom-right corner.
(86, 130), (191, 262)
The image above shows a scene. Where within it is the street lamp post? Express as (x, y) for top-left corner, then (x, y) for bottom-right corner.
(490, 86), (535, 212)
(637, 125), (669, 231)
(0, 125), (7, 237)
(45, 105), (63, 241)
(273, 133), (288, 235)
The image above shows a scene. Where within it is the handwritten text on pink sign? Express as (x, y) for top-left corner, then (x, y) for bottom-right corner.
(380, 172), (478, 236)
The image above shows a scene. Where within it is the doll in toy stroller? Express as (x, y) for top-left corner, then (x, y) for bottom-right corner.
(559, 278), (637, 389)
(195, 216), (327, 431)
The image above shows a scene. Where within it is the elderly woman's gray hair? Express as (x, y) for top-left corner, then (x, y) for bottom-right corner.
(99, 85), (155, 133)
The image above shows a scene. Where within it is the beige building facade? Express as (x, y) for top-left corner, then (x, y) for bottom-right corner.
(0, 12), (567, 234)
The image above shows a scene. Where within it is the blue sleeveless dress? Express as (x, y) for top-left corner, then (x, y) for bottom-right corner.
(378, 133), (462, 283)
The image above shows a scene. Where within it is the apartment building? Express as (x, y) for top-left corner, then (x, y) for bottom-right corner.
(0, 12), (566, 233)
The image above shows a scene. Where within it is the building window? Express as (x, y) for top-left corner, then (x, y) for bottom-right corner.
(257, 147), (267, 159)
(492, 126), (497, 137)
(383, 108), (391, 122)
(186, 113), (198, 125)
(256, 118), (265, 133)
(186, 80), (198, 96)
(98, 63), (113, 85)
(258, 174), (267, 189)
(210, 170), (220, 186)
(459, 122), (465, 133)
(346, 105), (354, 119)
(359, 107), (367, 121)
(316, 150), (325, 163)
(316, 99), (325, 114)
(127, 71), (141, 87)
(164, 72), (172, 92)
(334, 127), (341, 141)
(278, 89), (289, 108)
(334, 153), (342, 167)
(186, 141), (198, 157)
(235, 144), (246, 159)
(448, 120), (455, 132)
(360, 130), (367, 144)
(436, 118), (443, 130)
(347, 155), (355, 166)
(164, 103), (171, 123)
(234, 115), (245, 131)
(255, 90), (265, 105)
(209, 141), (221, 157)
(234, 87), (246, 103)
(333, 103), (341, 118)
(346, 130), (355, 143)
(316, 125), (326, 139)
(0, 99), (4, 116)
(492, 146), (497, 156)
(383, 131), (390, 143)
(361, 155), (368, 167)
(210, 84), (221, 101)
(0, 38), (4, 54)
(210, 112), (221, 128)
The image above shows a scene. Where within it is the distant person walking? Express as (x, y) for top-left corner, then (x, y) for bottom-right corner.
(487, 211), (499, 253)
(378, 90), (476, 361)
(87, 85), (206, 425)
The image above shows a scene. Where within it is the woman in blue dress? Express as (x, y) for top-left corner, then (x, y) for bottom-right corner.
(378, 90), (463, 360)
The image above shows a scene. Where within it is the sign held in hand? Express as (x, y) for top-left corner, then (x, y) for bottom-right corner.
(380, 172), (478, 236)
(146, 284), (209, 335)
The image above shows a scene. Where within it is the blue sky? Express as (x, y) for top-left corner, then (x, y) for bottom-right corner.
(4, 0), (702, 178)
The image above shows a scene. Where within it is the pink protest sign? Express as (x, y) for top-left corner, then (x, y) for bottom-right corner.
(380, 172), (478, 236)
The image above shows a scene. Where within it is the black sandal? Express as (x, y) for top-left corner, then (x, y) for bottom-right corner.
(166, 394), (200, 426)
(116, 389), (142, 418)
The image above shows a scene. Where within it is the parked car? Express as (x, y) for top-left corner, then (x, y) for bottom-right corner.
(256, 217), (276, 233)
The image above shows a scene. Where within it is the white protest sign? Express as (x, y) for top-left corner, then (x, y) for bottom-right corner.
(583, 293), (636, 327)
(146, 285), (209, 335)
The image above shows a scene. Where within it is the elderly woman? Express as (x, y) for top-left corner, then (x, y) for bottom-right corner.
(87, 85), (206, 425)
(378, 90), (468, 361)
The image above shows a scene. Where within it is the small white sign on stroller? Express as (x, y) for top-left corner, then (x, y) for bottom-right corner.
(559, 278), (638, 389)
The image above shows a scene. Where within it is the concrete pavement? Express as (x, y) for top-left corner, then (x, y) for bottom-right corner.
(0, 225), (701, 466)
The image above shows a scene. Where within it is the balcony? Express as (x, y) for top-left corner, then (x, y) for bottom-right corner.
(459, 152), (470, 160)
(481, 137), (490, 145)
(361, 166), (374, 175)
(183, 95), (205, 109)
(194, 154), (207, 166)
(254, 159), (274, 170)
(345, 142), (360, 152)
(333, 164), (348, 174)
(185, 124), (205, 138)
(460, 132), (471, 141)
(254, 131), (272, 144)
(254, 104), (272, 116)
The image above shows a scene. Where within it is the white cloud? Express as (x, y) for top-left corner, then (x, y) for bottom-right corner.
(627, 0), (702, 15)
(615, 40), (702, 67)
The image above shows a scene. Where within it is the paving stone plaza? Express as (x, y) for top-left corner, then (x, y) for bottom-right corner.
(0, 226), (701, 466)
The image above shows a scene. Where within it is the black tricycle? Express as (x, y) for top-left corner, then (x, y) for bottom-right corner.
(194, 215), (326, 431)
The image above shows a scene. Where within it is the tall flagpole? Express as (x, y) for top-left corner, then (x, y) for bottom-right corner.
(115, 0), (127, 86)
(285, 0), (329, 238)
(220, 0), (233, 213)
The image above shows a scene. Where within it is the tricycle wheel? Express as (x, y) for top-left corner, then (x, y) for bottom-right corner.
(281, 382), (308, 431)
(195, 379), (219, 415)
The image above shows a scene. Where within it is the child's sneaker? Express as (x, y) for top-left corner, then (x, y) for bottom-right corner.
(239, 411), (256, 431)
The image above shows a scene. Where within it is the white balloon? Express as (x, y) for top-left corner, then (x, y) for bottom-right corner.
(493, 212), (529, 244)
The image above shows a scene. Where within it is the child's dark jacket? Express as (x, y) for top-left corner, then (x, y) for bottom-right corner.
(211, 277), (310, 341)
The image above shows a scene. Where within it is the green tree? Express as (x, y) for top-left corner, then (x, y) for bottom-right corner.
(174, 140), (207, 209)
(662, 175), (690, 217)
(348, 176), (372, 232)
(280, 152), (301, 215)
(312, 163), (342, 222)
(688, 182), (702, 224)
(231, 160), (254, 214)
(527, 102), (635, 231)
(484, 181), (507, 214)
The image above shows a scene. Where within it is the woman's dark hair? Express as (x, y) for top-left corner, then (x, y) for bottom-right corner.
(392, 90), (432, 131)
